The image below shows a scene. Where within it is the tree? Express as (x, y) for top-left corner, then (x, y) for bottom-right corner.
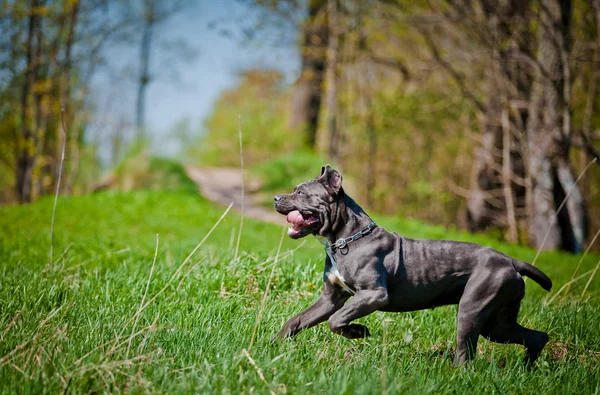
(235, 0), (330, 149)
(203, 0), (600, 251)
(1, 0), (142, 203)
(135, 0), (157, 134)
(525, 0), (585, 252)
(408, 0), (598, 252)
(133, 0), (195, 137)
(289, 0), (329, 148)
(325, 0), (339, 161)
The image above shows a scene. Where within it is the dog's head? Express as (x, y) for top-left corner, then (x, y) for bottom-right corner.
(274, 165), (343, 239)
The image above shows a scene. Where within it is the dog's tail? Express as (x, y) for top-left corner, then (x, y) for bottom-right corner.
(513, 260), (553, 291)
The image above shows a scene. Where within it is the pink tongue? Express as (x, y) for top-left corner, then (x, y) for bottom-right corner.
(286, 210), (305, 225)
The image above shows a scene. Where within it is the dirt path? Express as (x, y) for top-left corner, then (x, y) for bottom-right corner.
(185, 166), (283, 225)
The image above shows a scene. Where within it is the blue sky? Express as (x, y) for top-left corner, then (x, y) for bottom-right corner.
(89, 0), (300, 159)
(146, 1), (300, 131)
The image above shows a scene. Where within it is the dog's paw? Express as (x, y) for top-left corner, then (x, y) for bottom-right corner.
(524, 332), (549, 367)
(270, 330), (288, 344)
(270, 324), (296, 344)
(341, 324), (370, 339)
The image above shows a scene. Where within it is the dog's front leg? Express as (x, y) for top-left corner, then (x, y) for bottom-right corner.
(327, 287), (389, 339)
(272, 283), (348, 342)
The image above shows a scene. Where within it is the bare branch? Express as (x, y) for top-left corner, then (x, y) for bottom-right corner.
(417, 27), (487, 113)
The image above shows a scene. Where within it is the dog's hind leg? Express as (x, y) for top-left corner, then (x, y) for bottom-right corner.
(454, 302), (493, 367)
(482, 303), (549, 365)
(453, 263), (519, 366)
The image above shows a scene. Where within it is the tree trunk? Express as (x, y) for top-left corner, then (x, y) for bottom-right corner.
(467, 90), (505, 231)
(526, 0), (585, 252)
(326, 0), (339, 162)
(289, 0), (328, 149)
(467, 0), (530, 235)
(62, 0), (80, 195)
(136, 0), (155, 136)
(16, 0), (42, 203)
(579, 0), (600, 235)
(502, 106), (518, 242)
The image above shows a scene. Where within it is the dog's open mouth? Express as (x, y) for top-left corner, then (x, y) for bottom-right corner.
(286, 210), (320, 239)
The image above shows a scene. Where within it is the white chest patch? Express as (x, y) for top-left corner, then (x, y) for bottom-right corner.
(316, 236), (355, 295)
(326, 268), (348, 287)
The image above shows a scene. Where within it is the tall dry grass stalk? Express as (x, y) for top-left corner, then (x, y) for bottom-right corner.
(559, 227), (600, 303)
(0, 305), (64, 367)
(234, 114), (245, 264)
(545, 267), (598, 305)
(69, 205), (232, 376)
(50, 107), (68, 265)
(118, 202), (233, 338)
(581, 258), (600, 298)
(248, 225), (286, 351)
(241, 348), (276, 395)
(381, 318), (390, 395)
(127, 234), (159, 358)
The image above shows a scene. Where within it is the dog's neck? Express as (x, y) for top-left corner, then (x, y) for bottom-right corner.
(325, 191), (373, 244)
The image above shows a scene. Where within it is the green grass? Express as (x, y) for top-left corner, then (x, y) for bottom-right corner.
(1, 188), (599, 393)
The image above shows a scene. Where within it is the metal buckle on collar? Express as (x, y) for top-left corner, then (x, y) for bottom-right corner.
(329, 221), (377, 252)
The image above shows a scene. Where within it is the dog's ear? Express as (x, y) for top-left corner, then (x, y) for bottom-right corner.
(318, 165), (342, 193)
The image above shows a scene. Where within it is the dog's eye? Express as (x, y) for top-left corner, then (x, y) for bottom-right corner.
(297, 190), (304, 196)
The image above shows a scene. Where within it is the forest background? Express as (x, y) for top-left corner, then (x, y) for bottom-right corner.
(1, 0), (600, 253)
(2, 1), (600, 392)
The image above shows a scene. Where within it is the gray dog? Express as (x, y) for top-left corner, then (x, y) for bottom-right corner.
(272, 165), (552, 366)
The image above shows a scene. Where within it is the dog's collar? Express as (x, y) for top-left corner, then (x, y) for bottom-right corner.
(314, 221), (376, 295)
(322, 221), (377, 253)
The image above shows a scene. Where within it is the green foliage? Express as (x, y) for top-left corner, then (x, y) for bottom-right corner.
(0, 112), (18, 203)
(250, 150), (329, 204)
(191, 69), (305, 167)
(0, 187), (599, 393)
(68, 143), (103, 195)
(193, 65), (475, 229)
(0, 0), (91, 202)
(109, 143), (198, 194)
(341, 84), (475, 225)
